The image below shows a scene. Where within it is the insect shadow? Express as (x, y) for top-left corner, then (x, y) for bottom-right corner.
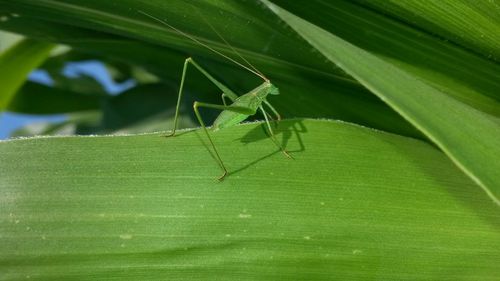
(227, 119), (307, 176)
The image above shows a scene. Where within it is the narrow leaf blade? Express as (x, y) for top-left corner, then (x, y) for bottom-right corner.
(0, 38), (54, 109)
(261, 0), (500, 205)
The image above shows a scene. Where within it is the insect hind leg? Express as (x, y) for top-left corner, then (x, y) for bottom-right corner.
(193, 101), (228, 181)
(192, 101), (256, 181)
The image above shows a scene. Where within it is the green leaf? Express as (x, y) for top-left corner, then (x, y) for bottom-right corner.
(1, 119), (499, 280)
(270, 0), (500, 118)
(261, 0), (500, 205)
(356, 0), (500, 62)
(0, 38), (54, 109)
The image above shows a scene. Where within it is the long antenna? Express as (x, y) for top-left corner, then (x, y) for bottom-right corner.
(196, 10), (266, 80)
(138, 10), (268, 81)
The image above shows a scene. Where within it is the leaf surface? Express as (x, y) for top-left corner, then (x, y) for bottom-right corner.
(1, 119), (499, 280)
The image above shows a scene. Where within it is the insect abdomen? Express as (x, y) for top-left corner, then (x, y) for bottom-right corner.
(212, 93), (262, 130)
(212, 111), (250, 131)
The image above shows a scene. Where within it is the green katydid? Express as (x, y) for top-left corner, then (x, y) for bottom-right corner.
(139, 10), (291, 181)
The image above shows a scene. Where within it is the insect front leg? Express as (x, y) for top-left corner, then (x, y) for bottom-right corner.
(263, 100), (281, 121)
(260, 106), (292, 159)
(221, 93), (229, 106)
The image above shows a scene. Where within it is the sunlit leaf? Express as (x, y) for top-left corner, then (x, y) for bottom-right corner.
(1, 119), (498, 280)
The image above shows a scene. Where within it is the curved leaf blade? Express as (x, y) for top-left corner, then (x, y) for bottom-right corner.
(0, 38), (54, 109)
(261, 0), (500, 205)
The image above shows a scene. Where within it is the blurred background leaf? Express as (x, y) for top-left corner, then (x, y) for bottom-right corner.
(0, 38), (54, 109)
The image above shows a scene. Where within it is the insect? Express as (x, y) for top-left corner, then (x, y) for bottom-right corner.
(139, 10), (291, 181)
